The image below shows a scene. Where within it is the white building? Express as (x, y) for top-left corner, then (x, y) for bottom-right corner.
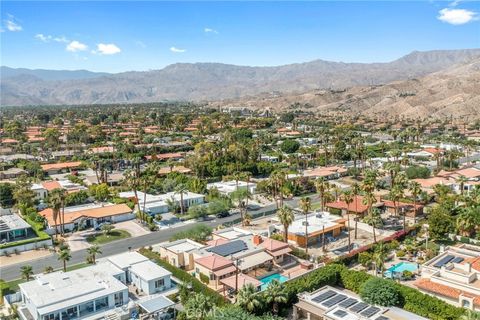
(118, 191), (205, 215)
(13, 252), (173, 320)
(207, 180), (256, 196)
(31, 180), (87, 201)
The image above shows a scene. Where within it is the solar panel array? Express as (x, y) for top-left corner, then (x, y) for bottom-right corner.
(433, 255), (454, 268)
(206, 240), (248, 257)
(322, 294), (347, 307)
(310, 289), (389, 319)
(452, 257), (464, 263)
(360, 306), (381, 318)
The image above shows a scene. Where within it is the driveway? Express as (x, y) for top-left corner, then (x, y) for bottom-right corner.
(115, 220), (151, 237)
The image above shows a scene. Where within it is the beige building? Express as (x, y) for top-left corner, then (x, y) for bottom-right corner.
(155, 239), (204, 270)
(414, 244), (480, 311)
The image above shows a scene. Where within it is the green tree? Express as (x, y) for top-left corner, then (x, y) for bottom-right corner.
(263, 279), (287, 315)
(360, 277), (400, 307)
(183, 292), (214, 320)
(280, 139), (300, 154)
(428, 206), (454, 240)
(277, 205), (294, 243)
(20, 265), (33, 281)
(58, 248), (71, 272)
(87, 245), (102, 264)
(0, 183), (14, 207)
(101, 224), (114, 236)
(236, 283), (262, 313)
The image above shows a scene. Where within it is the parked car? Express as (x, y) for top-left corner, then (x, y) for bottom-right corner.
(216, 211), (230, 218)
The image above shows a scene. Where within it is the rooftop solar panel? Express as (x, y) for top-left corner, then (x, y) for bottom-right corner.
(349, 302), (368, 313)
(360, 306), (381, 318)
(312, 290), (336, 303)
(338, 298), (358, 308)
(322, 294), (347, 307)
(376, 316), (390, 320)
(333, 310), (348, 318)
(452, 257), (464, 263)
(433, 255), (454, 268)
(206, 240), (248, 257)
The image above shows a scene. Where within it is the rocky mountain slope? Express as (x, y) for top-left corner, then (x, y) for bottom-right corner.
(209, 58), (480, 120)
(1, 49), (479, 106)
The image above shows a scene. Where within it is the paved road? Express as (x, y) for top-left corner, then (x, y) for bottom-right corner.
(0, 196), (308, 281)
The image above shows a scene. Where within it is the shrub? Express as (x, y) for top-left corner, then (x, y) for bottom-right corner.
(396, 250), (406, 258)
(290, 247), (309, 260)
(339, 268), (371, 293)
(360, 277), (400, 307)
(170, 225), (212, 242)
(460, 236), (470, 244)
(199, 273), (210, 285)
(402, 270), (414, 280)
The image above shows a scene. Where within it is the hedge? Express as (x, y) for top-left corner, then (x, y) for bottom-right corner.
(281, 263), (464, 320)
(138, 248), (226, 306)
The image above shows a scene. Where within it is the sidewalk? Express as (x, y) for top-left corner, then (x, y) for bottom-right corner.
(0, 249), (53, 267)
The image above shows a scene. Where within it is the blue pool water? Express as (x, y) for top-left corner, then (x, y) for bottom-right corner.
(260, 273), (288, 290)
(384, 262), (418, 278)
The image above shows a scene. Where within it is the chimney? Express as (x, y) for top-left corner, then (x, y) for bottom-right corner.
(253, 235), (263, 245)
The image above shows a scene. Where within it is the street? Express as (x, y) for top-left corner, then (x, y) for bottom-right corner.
(0, 196), (307, 281)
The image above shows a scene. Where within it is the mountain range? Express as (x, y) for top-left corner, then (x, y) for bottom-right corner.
(1, 49), (479, 109)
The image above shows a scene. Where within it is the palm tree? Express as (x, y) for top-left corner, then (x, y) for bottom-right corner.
(264, 279), (287, 315)
(373, 242), (389, 277)
(58, 248), (71, 272)
(174, 183), (188, 215)
(124, 169), (142, 220)
(363, 207), (382, 243)
(20, 265), (33, 281)
(184, 293), (213, 320)
(456, 175), (468, 196)
(362, 169), (380, 243)
(87, 245), (102, 264)
(236, 283), (262, 313)
(461, 310), (480, 320)
(277, 205), (294, 243)
(456, 209), (478, 237)
(47, 189), (62, 239)
(315, 177), (330, 212)
(299, 197), (312, 254)
(351, 182), (360, 239)
(341, 190), (353, 252)
(44, 266), (54, 274)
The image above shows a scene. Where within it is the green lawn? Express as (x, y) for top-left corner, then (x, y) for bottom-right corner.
(86, 230), (131, 244)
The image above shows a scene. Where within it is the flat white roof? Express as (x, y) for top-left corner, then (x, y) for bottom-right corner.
(130, 260), (172, 282)
(19, 261), (126, 315)
(0, 213), (31, 231)
(214, 227), (251, 240)
(118, 191), (204, 205)
(163, 239), (204, 253)
(286, 212), (341, 235)
(107, 251), (149, 270)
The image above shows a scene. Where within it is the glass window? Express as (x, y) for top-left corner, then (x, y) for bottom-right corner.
(61, 307), (78, 320)
(155, 279), (164, 288)
(79, 301), (94, 317)
(95, 296), (109, 311)
(114, 293), (124, 307)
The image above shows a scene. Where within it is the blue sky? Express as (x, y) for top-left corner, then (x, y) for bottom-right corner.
(1, 1), (479, 73)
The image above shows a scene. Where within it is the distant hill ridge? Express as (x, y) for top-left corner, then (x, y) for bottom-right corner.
(1, 48), (479, 106)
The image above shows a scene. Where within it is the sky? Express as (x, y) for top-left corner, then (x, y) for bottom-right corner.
(1, 1), (479, 73)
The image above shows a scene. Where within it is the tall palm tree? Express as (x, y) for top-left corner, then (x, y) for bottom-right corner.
(373, 242), (389, 277)
(264, 279), (287, 315)
(58, 248), (71, 272)
(174, 183), (188, 215)
(299, 197), (312, 254)
(47, 189), (62, 239)
(20, 265), (33, 281)
(184, 293), (213, 320)
(351, 182), (360, 239)
(341, 190), (353, 252)
(456, 209), (478, 237)
(277, 205), (294, 243)
(362, 170), (380, 243)
(124, 169), (142, 220)
(363, 206), (382, 243)
(236, 283), (262, 313)
(456, 175), (469, 196)
(87, 245), (102, 264)
(315, 177), (331, 212)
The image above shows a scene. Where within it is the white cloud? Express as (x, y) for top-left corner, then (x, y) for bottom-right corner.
(170, 46), (186, 53)
(204, 27), (219, 34)
(95, 43), (121, 55)
(66, 40), (88, 52)
(5, 15), (22, 32)
(36, 34), (69, 43)
(438, 8), (478, 25)
(449, 0), (461, 7)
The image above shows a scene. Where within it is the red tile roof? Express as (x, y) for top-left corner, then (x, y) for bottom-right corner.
(41, 161), (82, 171)
(40, 204), (132, 227)
(261, 238), (289, 252)
(195, 254), (233, 271)
(41, 181), (62, 191)
(414, 278), (480, 306)
(326, 195), (369, 214)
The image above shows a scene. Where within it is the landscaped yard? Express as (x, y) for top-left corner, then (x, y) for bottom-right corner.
(86, 230), (131, 244)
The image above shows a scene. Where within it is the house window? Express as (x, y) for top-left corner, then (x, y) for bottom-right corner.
(95, 297), (109, 311)
(462, 300), (471, 308)
(43, 312), (60, 320)
(155, 279), (165, 289)
(61, 306), (78, 320)
(114, 293), (124, 306)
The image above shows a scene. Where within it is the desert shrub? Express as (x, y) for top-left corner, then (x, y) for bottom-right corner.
(360, 277), (401, 307)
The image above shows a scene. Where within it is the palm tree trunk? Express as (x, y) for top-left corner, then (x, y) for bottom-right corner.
(63, 260), (67, 272)
(305, 214), (308, 254)
(284, 225), (288, 243)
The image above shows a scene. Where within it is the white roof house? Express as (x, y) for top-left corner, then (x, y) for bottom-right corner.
(107, 251), (149, 270)
(281, 212), (342, 236)
(207, 180), (256, 195)
(130, 260), (172, 282)
(118, 190), (205, 214)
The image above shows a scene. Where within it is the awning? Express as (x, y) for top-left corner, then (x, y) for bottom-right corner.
(269, 247), (292, 257)
(138, 295), (175, 314)
(213, 265), (237, 277)
(220, 273), (262, 290)
(238, 251), (273, 271)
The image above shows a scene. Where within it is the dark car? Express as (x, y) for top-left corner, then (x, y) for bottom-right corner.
(216, 211), (230, 218)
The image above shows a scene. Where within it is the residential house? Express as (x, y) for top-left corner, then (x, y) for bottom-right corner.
(155, 239), (205, 270)
(414, 244), (480, 311)
(207, 180), (257, 196)
(41, 161), (83, 175)
(0, 168), (27, 180)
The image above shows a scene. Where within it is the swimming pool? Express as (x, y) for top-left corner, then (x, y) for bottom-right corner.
(260, 273), (288, 290)
(384, 262), (418, 278)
